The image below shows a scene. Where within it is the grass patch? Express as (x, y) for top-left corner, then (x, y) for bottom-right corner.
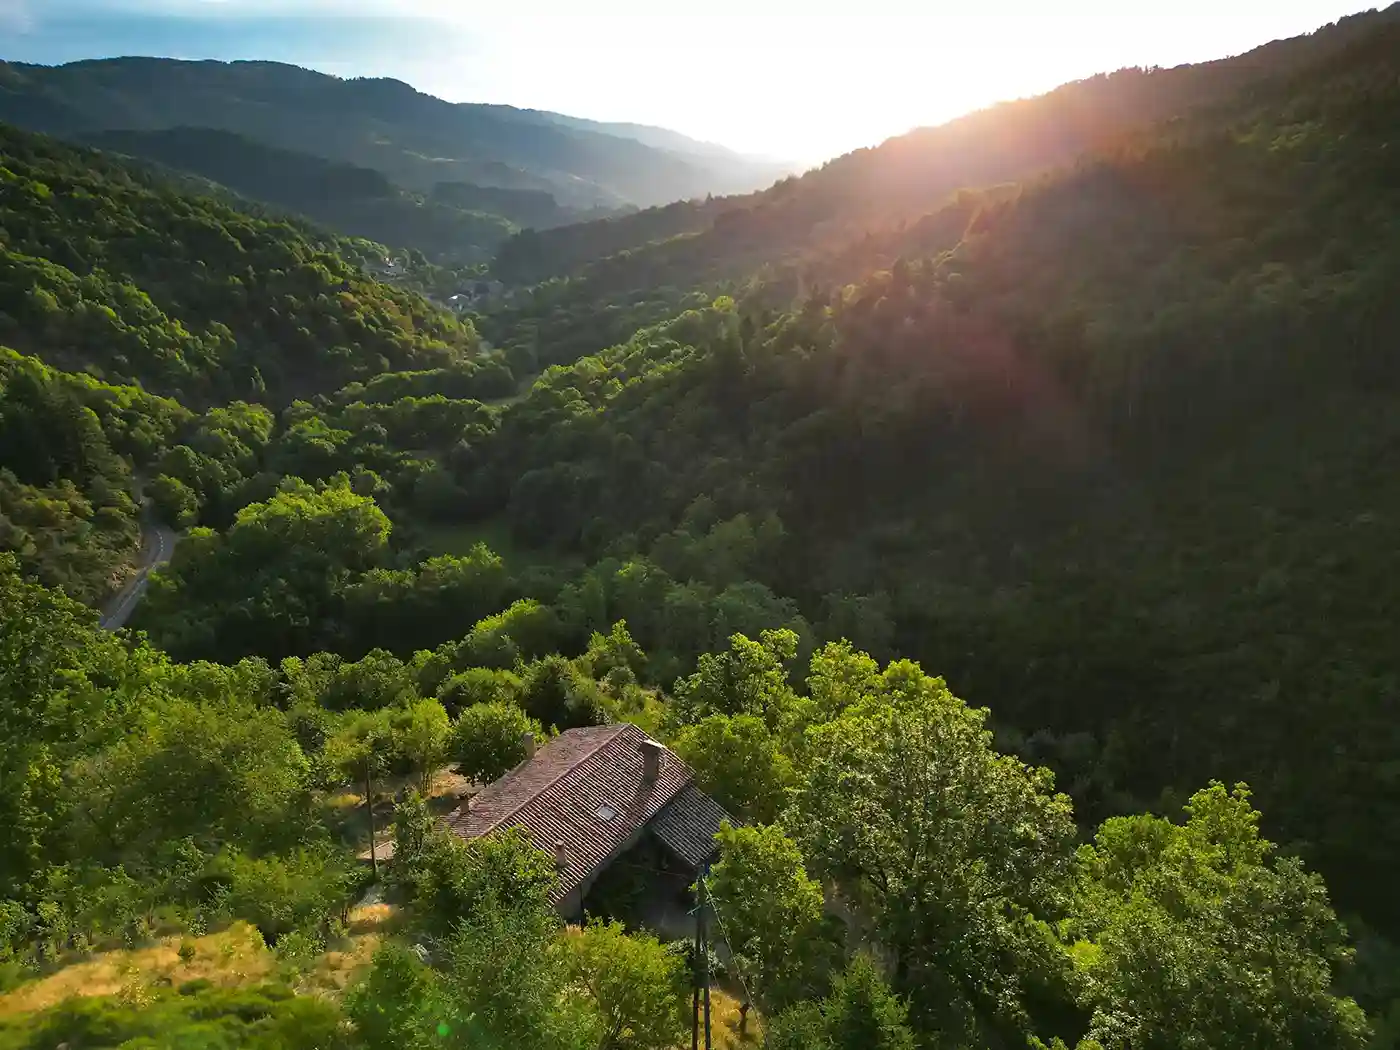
(302, 899), (400, 995)
(0, 899), (402, 1020)
(0, 923), (273, 1020)
(0, 979), (340, 1049)
(706, 988), (763, 1050)
(332, 766), (471, 863)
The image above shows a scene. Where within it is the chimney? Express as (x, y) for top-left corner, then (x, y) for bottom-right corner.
(522, 732), (536, 759)
(554, 839), (569, 870)
(641, 739), (663, 781)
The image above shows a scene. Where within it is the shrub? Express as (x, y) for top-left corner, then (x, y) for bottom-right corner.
(518, 655), (606, 732)
(436, 666), (521, 715)
(209, 847), (354, 945)
(452, 702), (542, 783)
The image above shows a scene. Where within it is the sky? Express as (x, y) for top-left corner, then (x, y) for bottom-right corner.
(0, 0), (1377, 163)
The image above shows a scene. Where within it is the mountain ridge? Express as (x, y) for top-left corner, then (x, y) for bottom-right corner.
(0, 56), (785, 211)
(490, 2), (1400, 287)
(77, 125), (525, 265)
(3, 11), (1400, 1042)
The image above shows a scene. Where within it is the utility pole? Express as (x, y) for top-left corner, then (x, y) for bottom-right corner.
(691, 878), (702, 1050)
(692, 873), (715, 1050)
(700, 874), (712, 1050)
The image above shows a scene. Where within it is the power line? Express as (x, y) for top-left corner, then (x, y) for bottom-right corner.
(692, 874), (709, 1050)
(704, 883), (759, 1021)
(701, 876), (711, 1050)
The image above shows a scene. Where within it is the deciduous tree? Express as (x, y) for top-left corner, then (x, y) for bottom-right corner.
(563, 920), (688, 1050)
(794, 657), (1077, 1039)
(672, 713), (792, 824)
(708, 823), (837, 1013)
(1068, 783), (1370, 1050)
(453, 702), (542, 784)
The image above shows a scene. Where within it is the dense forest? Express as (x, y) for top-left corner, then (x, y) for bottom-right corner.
(0, 121), (479, 401)
(463, 21), (1400, 933)
(489, 2), (1400, 289)
(0, 57), (791, 266)
(5, 8), (1400, 1050)
(0, 57), (787, 206)
(82, 127), (524, 266)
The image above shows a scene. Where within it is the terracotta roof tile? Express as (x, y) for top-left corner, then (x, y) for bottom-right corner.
(441, 723), (728, 905)
(443, 724), (626, 838)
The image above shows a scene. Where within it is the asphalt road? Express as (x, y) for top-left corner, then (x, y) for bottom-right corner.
(99, 522), (178, 631)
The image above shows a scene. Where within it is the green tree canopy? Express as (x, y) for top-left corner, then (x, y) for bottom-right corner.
(452, 702), (543, 784)
(672, 628), (800, 730)
(793, 656), (1077, 1040)
(0, 554), (130, 894)
(228, 482), (390, 570)
(562, 920), (688, 1050)
(1067, 783), (1370, 1050)
(708, 823), (836, 1014)
(824, 954), (917, 1050)
(672, 713), (792, 824)
(73, 697), (313, 861)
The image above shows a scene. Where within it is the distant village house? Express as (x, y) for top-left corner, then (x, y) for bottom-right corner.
(367, 256), (404, 279)
(447, 280), (505, 314)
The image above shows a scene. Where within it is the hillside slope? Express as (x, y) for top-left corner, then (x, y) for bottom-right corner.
(491, 2), (1400, 288)
(0, 116), (523, 604)
(0, 120), (478, 401)
(81, 126), (519, 265)
(524, 107), (783, 165)
(0, 58), (783, 211)
(465, 22), (1400, 932)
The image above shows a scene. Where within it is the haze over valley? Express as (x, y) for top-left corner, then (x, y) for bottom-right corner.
(3, 5), (1400, 1049)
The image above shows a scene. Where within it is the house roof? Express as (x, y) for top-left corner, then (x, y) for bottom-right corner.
(652, 783), (735, 869)
(441, 723), (728, 906)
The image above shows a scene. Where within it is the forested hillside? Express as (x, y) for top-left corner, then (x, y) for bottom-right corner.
(82, 127), (521, 266)
(491, 2), (1400, 288)
(5, 10), (1400, 1050)
(0, 349), (188, 603)
(0, 57), (790, 266)
(0, 58), (786, 210)
(0, 121), (478, 402)
(0, 119), (494, 603)
(464, 23), (1400, 934)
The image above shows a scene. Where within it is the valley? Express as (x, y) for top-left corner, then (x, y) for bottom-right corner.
(3, 8), (1400, 1049)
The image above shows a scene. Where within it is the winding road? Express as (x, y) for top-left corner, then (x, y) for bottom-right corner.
(99, 520), (178, 631)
